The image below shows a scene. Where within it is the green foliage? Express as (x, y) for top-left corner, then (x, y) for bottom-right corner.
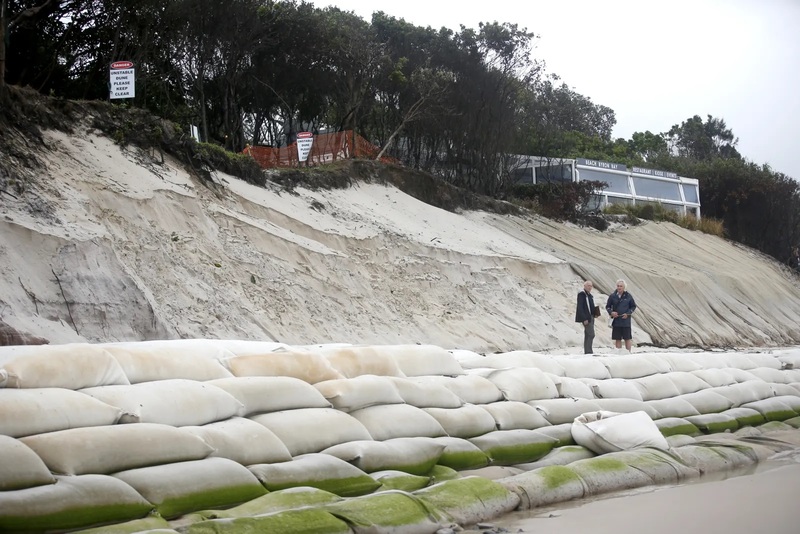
(195, 143), (265, 186)
(602, 203), (724, 237)
(508, 180), (603, 222)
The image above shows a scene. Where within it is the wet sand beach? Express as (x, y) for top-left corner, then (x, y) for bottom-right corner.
(482, 459), (800, 534)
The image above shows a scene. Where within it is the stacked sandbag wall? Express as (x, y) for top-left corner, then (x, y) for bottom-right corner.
(1, 341), (800, 533)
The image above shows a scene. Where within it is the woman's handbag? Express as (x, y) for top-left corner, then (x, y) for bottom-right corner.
(608, 317), (614, 328)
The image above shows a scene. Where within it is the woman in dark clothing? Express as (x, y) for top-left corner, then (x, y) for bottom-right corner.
(606, 279), (637, 353)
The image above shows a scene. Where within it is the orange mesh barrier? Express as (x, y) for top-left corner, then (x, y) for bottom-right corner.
(242, 131), (398, 168)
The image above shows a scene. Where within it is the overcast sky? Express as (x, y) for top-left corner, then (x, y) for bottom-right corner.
(307, 0), (800, 180)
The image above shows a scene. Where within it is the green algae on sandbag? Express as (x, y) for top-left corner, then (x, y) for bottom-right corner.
(324, 490), (445, 533)
(73, 515), (171, 533)
(601, 449), (700, 483)
(684, 413), (739, 434)
(248, 454), (381, 497)
(469, 429), (558, 465)
(670, 443), (760, 473)
(531, 423), (575, 447)
(666, 434), (696, 448)
(372, 470), (431, 492)
(741, 398), (798, 422)
(497, 465), (585, 509)
(430, 436), (490, 470)
(182, 508), (351, 534)
(722, 407), (767, 428)
(782, 416), (800, 429)
(427, 464), (460, 484)
(193, 487), (343, 519)
(414, 476), (520, 527)
(0, 474), (154, 532)
(113, 458), (267, 520)
(654, 417), (701, 437)
(321, 437), (444, 475)
(567, 457), (653, 495)
(513, 445), (596, 470)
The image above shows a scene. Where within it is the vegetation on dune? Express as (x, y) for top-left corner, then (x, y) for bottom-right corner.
(1, 0), (799, 265)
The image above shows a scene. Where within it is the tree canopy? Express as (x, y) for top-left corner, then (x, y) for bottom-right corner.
(2, 0), (799, 265)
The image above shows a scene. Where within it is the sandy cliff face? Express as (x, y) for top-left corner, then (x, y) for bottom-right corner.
(1, 125), (799, 352)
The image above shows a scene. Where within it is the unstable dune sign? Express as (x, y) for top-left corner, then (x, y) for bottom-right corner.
(109, 61), (136, 99)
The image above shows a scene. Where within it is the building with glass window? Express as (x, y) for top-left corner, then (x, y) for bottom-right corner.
(512, 156), (701, 217)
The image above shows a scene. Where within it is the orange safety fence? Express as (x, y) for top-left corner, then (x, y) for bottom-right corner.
(242, 130), (399, 169)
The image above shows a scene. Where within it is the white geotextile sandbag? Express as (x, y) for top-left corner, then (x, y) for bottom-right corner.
(583, 378), (643, 401)
(684, 352), (735, 369)
(387, 377), (464, 408)
(0, 388), (122, 438)
(349, 404), (447, 441)
(468, 429), (559, 466)
(657, 353), (704, 372)
(634, 354), (674, 374)
(181, 417), (292, 465)
(774, 350), (800, 369)
(532, 423), (577, 447)
(378, 344), (465, 377)
(645, 398), (701, 418)
(422, 405), (497, 439)
(113, 457), (267, 519)
(19, 423), (214, 475)
(571, 411), (668, 455)
(552, 357), (611, 380)
(632, 373), (682, 401)
(479, 401), (552, 431)
(429, 436), (491, 470)
(725, 368), (760, 382)
(321, 437), (445, 475)
(771, 383), (800, 397)
(0, 474), (154, 532)
(529, 398), (602, 425)
(0, 343), (129, 389)
(222, 349), (345, 384)
(710, 381), (776, 407)
(318, 346), (406, 378)
(447, 349), (484, 363)
(677, 390), (734, 414)
(100, 344), (234, 383)
(593, 398), (662, 420)
(207, 376), (331, 416)
(690, 368), (738, 387)
(0, 435), (56, 491)
(486, 368), (558, 402)
(738, 352), (782, 370)
(665, 371), (712, 395)
(410, 375), (503, 405)
(746, 367), (794, 384)
(247, 453), (381, 496)
(513, 445), (596, 470)
(459, 351), (566, 376)
(414, 476), (521, 528)
(551, 376), (595, 399)
(314, 375), (405, 412)
(594, 355), (662, 379)
(250, 408), (373, 456)
(80, 379), (245, 426)
(212, 339), (292, 355)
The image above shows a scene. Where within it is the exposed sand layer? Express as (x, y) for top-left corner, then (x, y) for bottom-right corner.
(1, 126), (800, 351)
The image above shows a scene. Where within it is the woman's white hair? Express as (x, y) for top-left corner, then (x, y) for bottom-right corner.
(616, 279), (627, 289)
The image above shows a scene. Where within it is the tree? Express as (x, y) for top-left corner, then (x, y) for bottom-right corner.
(666, 114), (740, 160)
(0, 0), (59, 89)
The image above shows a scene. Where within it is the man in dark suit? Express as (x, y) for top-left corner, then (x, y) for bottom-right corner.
(575, 280), (596, 354)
